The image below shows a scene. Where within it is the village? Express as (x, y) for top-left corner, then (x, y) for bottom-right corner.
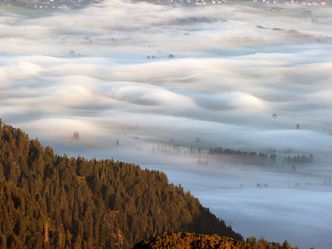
(147, 0), (328, 6)
(0, 0), (102, 9)
(0, 0), (328, 9)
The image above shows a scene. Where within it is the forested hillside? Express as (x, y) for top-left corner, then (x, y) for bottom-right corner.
(134, 232), (297, 249)
(0, 119), (241, 249)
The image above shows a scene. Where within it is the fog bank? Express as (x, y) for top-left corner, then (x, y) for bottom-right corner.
(1, 1), (332, 248)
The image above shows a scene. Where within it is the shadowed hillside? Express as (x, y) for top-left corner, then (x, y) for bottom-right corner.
(0, 119), (241, 249)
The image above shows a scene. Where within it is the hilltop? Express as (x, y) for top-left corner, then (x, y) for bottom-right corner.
(0, 119), (241, 248)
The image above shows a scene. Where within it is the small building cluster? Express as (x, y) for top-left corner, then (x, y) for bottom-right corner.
(146, 0), (328, 6)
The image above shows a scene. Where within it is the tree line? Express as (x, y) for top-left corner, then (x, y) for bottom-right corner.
(134, 232), (299, 249)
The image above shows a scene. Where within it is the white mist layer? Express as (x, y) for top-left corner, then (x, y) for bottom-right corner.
(1, 1), (332, 248)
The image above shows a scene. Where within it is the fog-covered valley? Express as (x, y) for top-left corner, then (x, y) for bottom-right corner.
(0, 1), (332, 248)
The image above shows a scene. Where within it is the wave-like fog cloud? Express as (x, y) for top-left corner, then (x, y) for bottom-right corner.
(1, 1), (332, 248)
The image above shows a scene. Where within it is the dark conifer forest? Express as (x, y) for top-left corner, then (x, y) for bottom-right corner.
(0, 119), (241, 249)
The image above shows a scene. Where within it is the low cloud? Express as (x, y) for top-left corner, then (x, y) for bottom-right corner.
(0, 1), (332, 248)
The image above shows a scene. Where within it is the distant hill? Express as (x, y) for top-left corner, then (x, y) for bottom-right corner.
(0, 0), (101, 9)
(140, 0), (327, 7)
(0, 119), (241, 249)
(0, 0), (328, 9)
(134, 232), (298, 249)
